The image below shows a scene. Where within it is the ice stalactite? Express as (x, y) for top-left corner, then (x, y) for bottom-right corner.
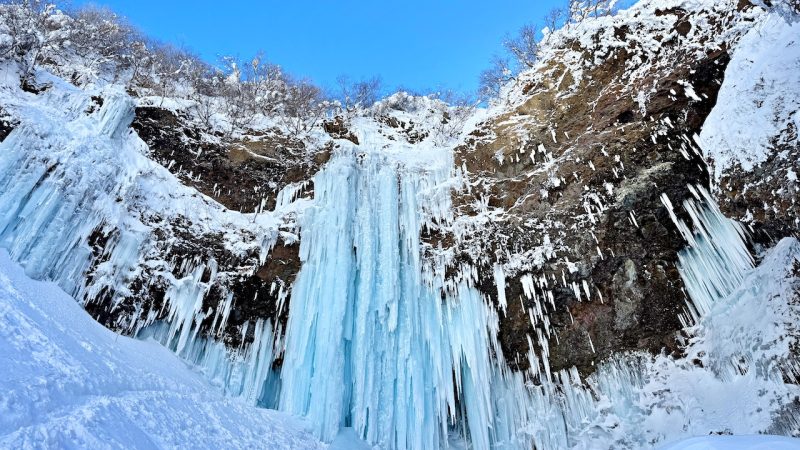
(136, 257), (283, 408)
(660, 185), (754, 325)
(140, 318), (282, 408)
(0, 87), (145, 300)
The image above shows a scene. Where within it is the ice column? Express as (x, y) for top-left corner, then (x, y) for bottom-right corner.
(0, 89), (144, 299)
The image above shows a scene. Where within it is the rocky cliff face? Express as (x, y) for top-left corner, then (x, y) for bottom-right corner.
(40, 0), (795, 391)
(425, 1), (771, 378)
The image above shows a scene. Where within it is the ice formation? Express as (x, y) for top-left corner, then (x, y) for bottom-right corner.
(2, 72), (798, 450)
(660, 185), (754, 325)
(278, 141), (524, 448)
(0, 84), (145, 299)
(0, 73), (282, 410)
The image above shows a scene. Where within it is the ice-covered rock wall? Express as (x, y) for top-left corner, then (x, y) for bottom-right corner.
(0, 84), (145, 299)
(2, 4), (799, 448)
(0, 71), (284, 410)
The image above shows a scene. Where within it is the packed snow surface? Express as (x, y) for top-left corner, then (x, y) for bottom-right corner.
(0, 249), (324, 449)
(659, 435), (800, 450)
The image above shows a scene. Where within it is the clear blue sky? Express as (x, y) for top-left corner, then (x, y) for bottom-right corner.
(69, 0), (568, 95)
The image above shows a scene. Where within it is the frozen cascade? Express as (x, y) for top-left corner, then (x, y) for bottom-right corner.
(0, 78), (281, 410)
(1, 65), (796, 450)
(660, 185), (754, 325)
(277, 145), (536, 449)
(0, 86), (146, 299)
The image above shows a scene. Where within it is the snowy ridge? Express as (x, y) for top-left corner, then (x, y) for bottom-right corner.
(498, 0), (761, 112)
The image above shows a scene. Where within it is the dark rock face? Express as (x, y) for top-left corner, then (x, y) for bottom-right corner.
(0, 107), (16, 142)
(132, 106), (327, 213)
(323, 117), (359, 144)
(716, 131), (800, 252)
(377, 115), (429, 143)
(83, 215), (300, 349)
(436, 8), (741, 377)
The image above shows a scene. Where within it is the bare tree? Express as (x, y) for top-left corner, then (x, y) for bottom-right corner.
(478, 55), (513, 99)
(504, 24), (539, 69)
(335, 75), (382, 114)
(429, 90), (477, 144)
(1, 1), (72, 77)
(569, 0), (618, 23)
(0, 1), (340, 141)
(241, 54), (287, 116)
(280, 79), (330, 137)
(68, 6), (142, 83)
(186, 62), (220, 129)
(217, 57), (256, 135)
(543, 7), (567, 36)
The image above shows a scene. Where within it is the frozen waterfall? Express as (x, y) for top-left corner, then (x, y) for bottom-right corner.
(278, 144), (531, 449)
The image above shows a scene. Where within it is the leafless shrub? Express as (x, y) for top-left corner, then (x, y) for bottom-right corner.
(1, 0), (71, 76)
(429, 90), (478, 143)
(569, 0), (618, 23)
(543, 7), (568, 35)
(279, 79), (330, 138)
(478, 55), (513, 99)
(504, 24), (539, 69)
(335, 74), (382, 115)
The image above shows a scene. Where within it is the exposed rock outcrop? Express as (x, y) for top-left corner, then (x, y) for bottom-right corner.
(133, 106), (327, 213)
(433, 3), (758, 377)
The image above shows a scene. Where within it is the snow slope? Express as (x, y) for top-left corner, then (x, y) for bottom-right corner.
(699, 12), (800, 179)
(0, 249), (324, 449)
(660, 435), (800, 450)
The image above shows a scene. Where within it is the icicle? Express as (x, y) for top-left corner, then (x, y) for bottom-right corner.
(662, 185), (754, 323)
(494, 263), (508, 314)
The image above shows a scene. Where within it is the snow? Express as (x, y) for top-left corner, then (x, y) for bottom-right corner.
(698, 12), (800, 179)
(659, 435), (800, 450)
(0, 249), (324, 449)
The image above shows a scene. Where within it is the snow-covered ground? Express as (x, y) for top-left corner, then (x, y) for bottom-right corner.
(0, 249), (324, 449)
(659, 435), (800, 450)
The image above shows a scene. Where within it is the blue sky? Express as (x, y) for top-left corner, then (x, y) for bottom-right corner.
(70, 0), (567, 95)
